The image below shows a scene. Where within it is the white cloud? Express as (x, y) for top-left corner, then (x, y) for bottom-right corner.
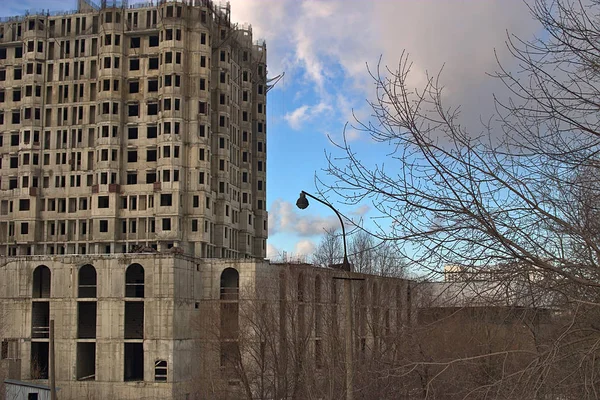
(284, 101), (332, 130)
(294, 240), (316, 257)
(350, 204), (371, 217)
(228, 0), (538, 136)
(301, 0), (337, 19)
(266, 243), (281, 259)
(344, 128), (361, 142)
(269, 198), (340, 236)
(294, 29), (326, 91)
(284, 105), (310, 130)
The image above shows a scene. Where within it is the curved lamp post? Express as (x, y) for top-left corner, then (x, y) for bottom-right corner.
(296, 191), (351, 272)
(296, 190), (358, 400)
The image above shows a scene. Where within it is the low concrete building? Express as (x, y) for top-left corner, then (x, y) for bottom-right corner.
(0, 254), (415, 399)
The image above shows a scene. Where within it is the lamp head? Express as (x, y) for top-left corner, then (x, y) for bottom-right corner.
(296, 192), (309, 209)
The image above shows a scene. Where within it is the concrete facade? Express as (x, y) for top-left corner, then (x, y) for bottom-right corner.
(0, 0), (268, 259)
(0, 254), (416, 400)
(0, 254), (268, 399)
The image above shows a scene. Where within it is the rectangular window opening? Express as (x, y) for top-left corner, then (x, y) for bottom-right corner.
(124, 301), (144, 339)
(31, 342), (49, 379)
(124, 342), (144, 381)
(77, 301), (97, 339)
(76, 342), (96, 381)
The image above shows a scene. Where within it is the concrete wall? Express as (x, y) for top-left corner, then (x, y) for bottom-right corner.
(0, 253), (273, 399)
(0, 253), (416, 399)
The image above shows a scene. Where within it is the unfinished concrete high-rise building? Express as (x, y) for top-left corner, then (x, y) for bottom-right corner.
(0, 0), (274, 398)
(0, 0), (268, 259)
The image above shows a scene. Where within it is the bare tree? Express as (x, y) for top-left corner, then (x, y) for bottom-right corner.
(313, 228), (407, 277)
(348, 230), (374, 274)
(321, 0), (600, 397)
(311, 227), (344, 267)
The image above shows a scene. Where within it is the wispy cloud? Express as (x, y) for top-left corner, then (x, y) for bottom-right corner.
(294, 240), (316, 257)
(229, 0), (538, 138)
(284, 105), (310, 130)
(349, 204), (371, 217)
(269, 198), (340, 236)
(284, 101), (332, 130)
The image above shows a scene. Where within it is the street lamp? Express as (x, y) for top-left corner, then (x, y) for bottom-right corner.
(296, 190), (361, 400)
(296, 191), (350, 271)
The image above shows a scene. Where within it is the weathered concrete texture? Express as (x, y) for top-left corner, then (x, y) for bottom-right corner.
(0, 253), (417, 400)
(0, 253), (271, 399)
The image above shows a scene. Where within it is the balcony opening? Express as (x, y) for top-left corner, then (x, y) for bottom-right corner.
(124, 343), (143, 381)
(125, 263), (144, 297)
(78, 264), (97, 298)
(31, 342), (49, 379)
(220, 268), (239, 300)
(77, 302), (97, 339)
(31, 302), (49, 339)
(76, 342), (96, 381)
(124, 301), (144, 339)
(32, 265), (51, 298)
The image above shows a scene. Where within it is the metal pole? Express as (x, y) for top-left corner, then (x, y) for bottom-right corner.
(49, 319), (56, 400)
(344, 279), (354, 400)
(298, 191), (351, 271)
(296, 190), (360, 398)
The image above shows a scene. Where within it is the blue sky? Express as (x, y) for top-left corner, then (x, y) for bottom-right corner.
(1, 0), (540, 261)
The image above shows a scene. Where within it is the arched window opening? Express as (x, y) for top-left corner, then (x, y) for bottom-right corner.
(331, 279), (339, 332)
(78, 264), (97, 298)
(372, 282), (380, 337)
(315, 275), (322, 303)
(315, 276), (323, 337)
(406, 282), (412, 325)
(125, 264), (145, 298)
(384, 309), (391, 335)
(359, 283), (367, 337)
(297, 272), (305, 302)
(220, 268), (239, 300)
(372, 282), (379, 307)
(297, 272), (307, 338)
(331, 279), (338, 303)
(279, 270), (286, 300)
(396, 284), (403, 330)
(32, 265), (51, 298)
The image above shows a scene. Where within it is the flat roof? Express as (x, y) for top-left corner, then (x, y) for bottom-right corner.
(4, 379), (50, 391)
